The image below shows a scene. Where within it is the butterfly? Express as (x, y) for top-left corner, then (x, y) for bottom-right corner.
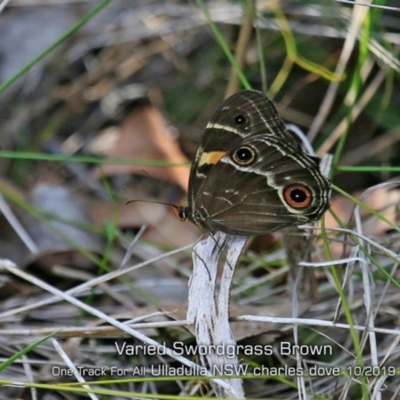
(174, 90), (331, 235)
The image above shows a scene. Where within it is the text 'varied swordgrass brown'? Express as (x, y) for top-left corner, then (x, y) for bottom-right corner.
(175, 90), (331, 235)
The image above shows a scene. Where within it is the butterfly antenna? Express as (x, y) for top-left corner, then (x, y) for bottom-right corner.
(126, 199), (179, 208)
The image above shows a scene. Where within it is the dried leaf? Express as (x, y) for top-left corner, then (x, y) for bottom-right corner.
(91, 105), (190, 190)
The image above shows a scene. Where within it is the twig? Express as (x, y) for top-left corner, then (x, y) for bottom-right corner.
(307, 1), (370, 142)
(225, 0), (254, 97)
(0, 258), (237, 394)
(187, 231), (247, 398)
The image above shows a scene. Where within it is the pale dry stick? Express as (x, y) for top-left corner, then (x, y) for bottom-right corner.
(317, 61), (387, 156)
(303, 226), (400, 264)
(0, 243), (194, 320)
(0, 194), (38, 254)
(308, 0), (372, 142)
(0, 259), (236, 394)
(287, 153), (332, 400)
(290, 261), (307, 400)
(51, 265), (136, 310)
(119, 224), (147, 269)
(368, 38), (400, 73)
(336, 5), (400, 73)
(336, 247), (374, 399)
(332, 245), (360, 321)
(337, 370), (352, 400)
(286, 124), (316, 155)
(3, 311), (400, 339)
(346, 54), (375, 108)
(255, 7), (400, 49)
(0, 320), (186, 339)
(225, 0), (254, 97)
(187, 232), (247, 398)
(231, 263), (288, 297)
(334, 0), (400, 12)
(374, 261), (400, 317)
(353, 185), (395, 399)
(235, 315), (400, 337)
(370, 335), (400, 395)
(52, 339), (99, 400)
(372, 238), (400, 377)
(21, 354), (37, 400)
(10, 0), (92, 5)
(0, 0), (10, 14)
(305, 226), (395, 400)
(340, 126), (400, 166)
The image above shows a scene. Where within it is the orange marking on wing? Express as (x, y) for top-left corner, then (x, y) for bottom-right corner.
(199, 151), (226, 166)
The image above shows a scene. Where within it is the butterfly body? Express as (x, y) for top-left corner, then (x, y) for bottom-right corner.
(178, 90), (331, 235)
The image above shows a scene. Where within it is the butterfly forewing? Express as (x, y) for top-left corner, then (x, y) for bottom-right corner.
(188, 91), (291, 207)
(201, 90), (291, 151)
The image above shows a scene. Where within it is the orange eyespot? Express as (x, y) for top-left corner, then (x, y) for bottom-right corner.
(232, 146), (256, 166)
(283, 185), (313, 209)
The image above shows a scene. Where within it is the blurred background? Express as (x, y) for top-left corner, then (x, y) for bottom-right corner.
(0, 1), (400, 399)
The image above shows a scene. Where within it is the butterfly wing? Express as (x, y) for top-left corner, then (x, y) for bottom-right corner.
(192, 135), (331, 235)
(201, 90), (290, 149)
(188, 90), (296, 210)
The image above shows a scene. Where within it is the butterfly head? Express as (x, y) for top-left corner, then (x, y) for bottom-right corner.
(172, 205), (187, 222)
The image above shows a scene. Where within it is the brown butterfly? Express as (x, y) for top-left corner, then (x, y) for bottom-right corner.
(175, 90), (331, 235)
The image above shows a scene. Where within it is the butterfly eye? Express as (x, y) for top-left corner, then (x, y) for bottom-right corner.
(232, 146), (256, 166)
(173, 206), (187, 221)
(283, 185), (313, 209)
(234, 114), (246, 124)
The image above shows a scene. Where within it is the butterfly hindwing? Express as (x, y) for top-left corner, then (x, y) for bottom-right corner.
(191, 135), (330, 235)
